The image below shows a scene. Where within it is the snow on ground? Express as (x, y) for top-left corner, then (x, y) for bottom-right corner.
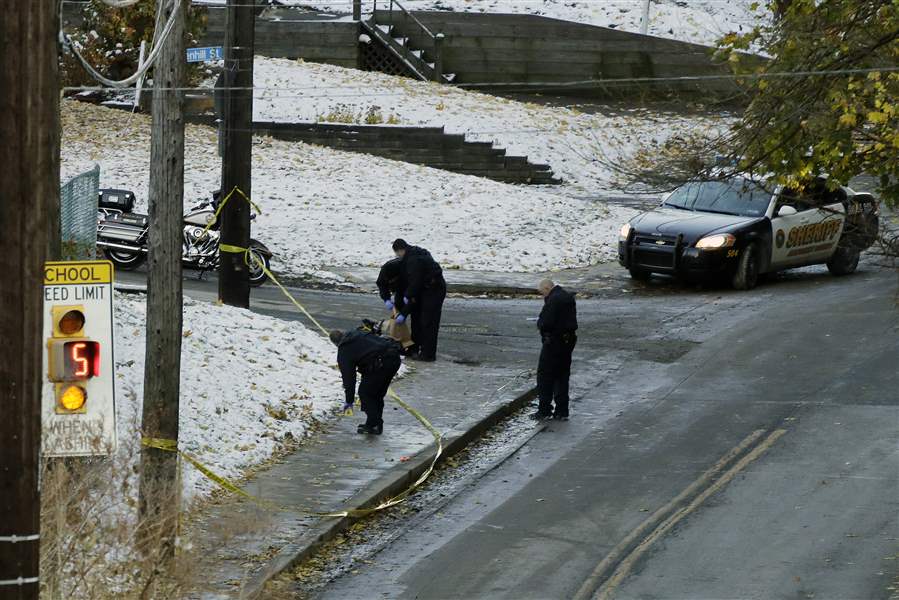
(62, 100), (637, 277)
(252, 0), (767, 46)
(250, 58), (727, 196)
(112, 292), (342, 502)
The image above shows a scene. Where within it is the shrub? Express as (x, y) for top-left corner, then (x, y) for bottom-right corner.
(62, 0), (208, 89)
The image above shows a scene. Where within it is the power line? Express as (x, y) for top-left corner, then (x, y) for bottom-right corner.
(59, 63), (899, 96)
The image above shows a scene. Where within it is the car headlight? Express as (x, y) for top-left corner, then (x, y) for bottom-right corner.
(695, 233), (736, 250)
(619, 223), (633, 241)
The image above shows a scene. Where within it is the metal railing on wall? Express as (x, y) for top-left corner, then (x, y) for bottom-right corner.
(372, 0), (445, 81)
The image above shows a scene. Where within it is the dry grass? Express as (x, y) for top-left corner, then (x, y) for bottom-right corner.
(38, 433), (199, 599)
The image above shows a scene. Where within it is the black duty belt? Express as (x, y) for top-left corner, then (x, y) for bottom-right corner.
(360, 350), (400, 374)
(543, 331), (577, 343)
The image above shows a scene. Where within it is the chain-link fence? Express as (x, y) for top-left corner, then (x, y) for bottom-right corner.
(60, 165), (100, 260)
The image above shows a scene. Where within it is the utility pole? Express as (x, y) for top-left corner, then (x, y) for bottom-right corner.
(219, 0), (256, 308)
(138, 0), (186, 558)
(218, 0), (255, 308)
(0, 1), (59, 598)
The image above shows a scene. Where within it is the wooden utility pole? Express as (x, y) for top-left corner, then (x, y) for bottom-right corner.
(138, 0), (186, 557)
(0, 1), (60, 597)
(218, 0), (255, 308)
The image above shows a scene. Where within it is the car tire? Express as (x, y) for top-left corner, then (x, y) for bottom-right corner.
(826, 246), (860, 276)
(628, 267), (651, 282)
(732, 242), (760, 291)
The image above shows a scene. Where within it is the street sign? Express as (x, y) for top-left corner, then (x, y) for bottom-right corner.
(187, 46), (223, 63)
(42, 260), (116, 457)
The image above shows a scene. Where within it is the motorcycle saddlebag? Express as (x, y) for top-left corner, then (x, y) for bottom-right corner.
(98, 212), (148, 243)
(98, 188), (136, 212)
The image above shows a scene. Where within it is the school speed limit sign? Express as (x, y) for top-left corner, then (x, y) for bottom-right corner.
(41, 260), (117, 457)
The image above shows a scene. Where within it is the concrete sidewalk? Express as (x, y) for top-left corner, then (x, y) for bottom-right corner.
(189, 352), (538, 598)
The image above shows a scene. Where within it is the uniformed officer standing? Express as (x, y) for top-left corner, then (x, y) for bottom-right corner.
(532, 279), (578, 421)
(330, 328), (402, 435)
(392, 239), (446, 362)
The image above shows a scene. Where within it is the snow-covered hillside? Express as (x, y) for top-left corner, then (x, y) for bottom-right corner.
(251, 58), (727, 196)
(112, 293), (342, 502)
(62, 100), (637, 277)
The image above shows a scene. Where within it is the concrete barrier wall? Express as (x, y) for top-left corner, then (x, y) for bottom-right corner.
(251, 121), (560, 184)
(202, 7), (360, 68)
(64, 2), (755, 96)
(374, 10), (752, 93)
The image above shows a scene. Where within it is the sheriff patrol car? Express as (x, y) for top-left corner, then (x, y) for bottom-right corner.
(618, 176), (879, 290)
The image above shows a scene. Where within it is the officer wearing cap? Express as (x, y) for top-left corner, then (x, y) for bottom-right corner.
(330, 328), (402, 435)
(377, 257), (408, 316)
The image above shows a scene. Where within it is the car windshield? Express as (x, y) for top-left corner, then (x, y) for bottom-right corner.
(663, 179), (773, 217)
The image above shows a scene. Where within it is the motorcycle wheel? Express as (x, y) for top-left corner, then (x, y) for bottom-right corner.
(247, 245), (270, 287)
(104, 247), (146, 270)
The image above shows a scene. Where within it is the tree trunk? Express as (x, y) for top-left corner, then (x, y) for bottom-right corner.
(0, 2), (60, 597)
(138, 0), (186, 559)
(773, 0), (792, 19)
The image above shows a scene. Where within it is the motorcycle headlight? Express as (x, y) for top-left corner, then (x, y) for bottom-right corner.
(695, 233), (736, 250)
(619, 223), (633, 241)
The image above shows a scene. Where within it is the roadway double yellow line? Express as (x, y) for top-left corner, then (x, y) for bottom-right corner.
(574, 427), (789, 600)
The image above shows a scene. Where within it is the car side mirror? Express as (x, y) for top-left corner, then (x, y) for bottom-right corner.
(777, 205), (798, 217)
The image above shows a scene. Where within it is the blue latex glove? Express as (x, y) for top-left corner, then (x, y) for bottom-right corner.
(385, 299), (395, 311)
(403, 296), (410, 305)
(395, 313), (407, 325)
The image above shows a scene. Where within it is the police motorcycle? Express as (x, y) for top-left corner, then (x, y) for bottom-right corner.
(95, 188), (273, 286)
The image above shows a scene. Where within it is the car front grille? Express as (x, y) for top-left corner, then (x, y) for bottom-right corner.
(634, 234), (678, 247)
(634, 249), (675, 269)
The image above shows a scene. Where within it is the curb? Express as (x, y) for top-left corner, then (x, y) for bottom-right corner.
(239, 385), (539, 598)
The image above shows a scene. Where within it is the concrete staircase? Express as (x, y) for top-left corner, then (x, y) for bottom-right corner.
(254, 121), (561, 185)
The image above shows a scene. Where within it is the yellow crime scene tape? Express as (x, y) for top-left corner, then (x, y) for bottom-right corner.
(141, 186), (444, 519)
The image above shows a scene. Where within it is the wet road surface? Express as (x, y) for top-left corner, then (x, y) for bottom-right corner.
(116, 260), (898, 600)
(272, 263), (899, 600)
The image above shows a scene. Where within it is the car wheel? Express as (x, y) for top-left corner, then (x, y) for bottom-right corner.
(628, 267), (651, 282)
(732, 242), (760, 291)
(826, 246), (860, 276)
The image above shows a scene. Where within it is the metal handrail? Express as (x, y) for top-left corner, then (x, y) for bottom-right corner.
(372, 0), (445, 81)
(389, 0), (437, 40)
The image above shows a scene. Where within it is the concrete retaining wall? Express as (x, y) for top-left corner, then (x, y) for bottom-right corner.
(253, 121), (561, 184)
(202, 6), (360, 68)
(375, 10), (753, 94)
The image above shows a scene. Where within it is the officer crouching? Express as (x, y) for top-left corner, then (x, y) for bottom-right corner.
(532, 279), (578, 421)
(330, 328), (402, 435)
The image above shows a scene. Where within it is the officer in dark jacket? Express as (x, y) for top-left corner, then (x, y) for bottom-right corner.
(376, 257), (407, 315)
(392, 239), (446, 361)
(330, 328), (402, 435)
(533, 279), (578, 420)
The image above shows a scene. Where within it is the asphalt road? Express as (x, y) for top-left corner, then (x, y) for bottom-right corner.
(296, 264), (898, 600)
(116, 261), (898, 600)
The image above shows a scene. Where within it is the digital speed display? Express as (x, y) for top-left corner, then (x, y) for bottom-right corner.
(63, 341), (100, 379)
